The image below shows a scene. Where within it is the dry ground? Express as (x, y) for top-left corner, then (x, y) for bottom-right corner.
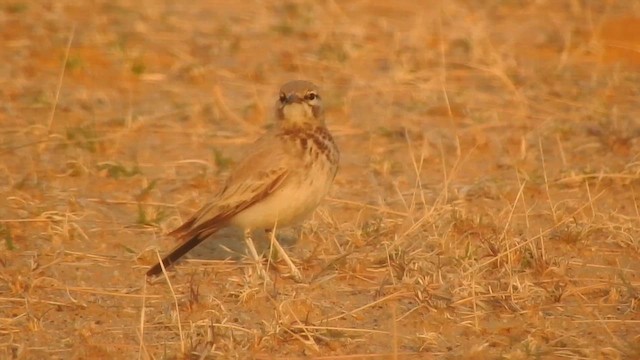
(1, 1), (640, 359)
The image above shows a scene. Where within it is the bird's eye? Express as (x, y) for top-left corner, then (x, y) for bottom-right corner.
(305, 92), (318, 101)
(279, 93), (287, 103)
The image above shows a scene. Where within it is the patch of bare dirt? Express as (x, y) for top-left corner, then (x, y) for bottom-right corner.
(1, 1), (639, 358)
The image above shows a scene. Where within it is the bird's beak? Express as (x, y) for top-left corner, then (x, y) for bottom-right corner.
(285, 94), (304, 104)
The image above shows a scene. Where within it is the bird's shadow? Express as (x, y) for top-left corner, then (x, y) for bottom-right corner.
(186, 227), (300, 261)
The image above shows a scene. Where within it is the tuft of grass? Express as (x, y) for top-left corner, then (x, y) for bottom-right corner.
(212, 148), (233, 172)
(549, 222), (589, 244)
(136, 203), (168, 227)
(0, 224), (14, 251)
(271, 22), (295, 36)
(317, 42), (349, 63)
(131, 60), (146, 75)
(5, 2), (27, 13)
(65, 56), (84, 71)
(66, 124), (101, 152)
(96, 161), (141, 179)
(135, 179), (158, 201)
(3, 1), (640, 358)
(64, 161), (88, 177)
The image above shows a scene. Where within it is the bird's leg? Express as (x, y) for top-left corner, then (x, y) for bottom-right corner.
(265, 229), (303, 282)
(243, 228), (267, 279)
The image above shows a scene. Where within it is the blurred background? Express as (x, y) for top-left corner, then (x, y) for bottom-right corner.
(1, 1), (639, 358)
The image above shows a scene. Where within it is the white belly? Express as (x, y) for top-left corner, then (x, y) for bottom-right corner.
(229, 169), (333, 230)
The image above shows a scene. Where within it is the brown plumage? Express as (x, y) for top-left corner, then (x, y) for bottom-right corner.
(146, 80), (339, 277)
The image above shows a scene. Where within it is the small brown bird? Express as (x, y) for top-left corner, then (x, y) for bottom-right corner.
(146, 80), (339, 279)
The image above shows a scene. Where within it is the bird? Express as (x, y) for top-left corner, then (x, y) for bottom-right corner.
(146, 80), (340, 280)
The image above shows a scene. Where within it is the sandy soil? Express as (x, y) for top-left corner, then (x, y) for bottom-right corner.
(1, 1), (639, 358)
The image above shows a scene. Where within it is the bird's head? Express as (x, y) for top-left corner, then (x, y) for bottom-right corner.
(275, 80), (324, 127)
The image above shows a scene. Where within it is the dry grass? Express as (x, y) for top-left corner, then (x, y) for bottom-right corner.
(2, 0), (640, 359)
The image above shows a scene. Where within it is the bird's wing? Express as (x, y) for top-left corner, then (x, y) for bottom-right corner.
(170, 133), (293, 240)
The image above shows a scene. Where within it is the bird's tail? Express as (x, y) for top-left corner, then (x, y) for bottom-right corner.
(146, 221), (223, 276)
